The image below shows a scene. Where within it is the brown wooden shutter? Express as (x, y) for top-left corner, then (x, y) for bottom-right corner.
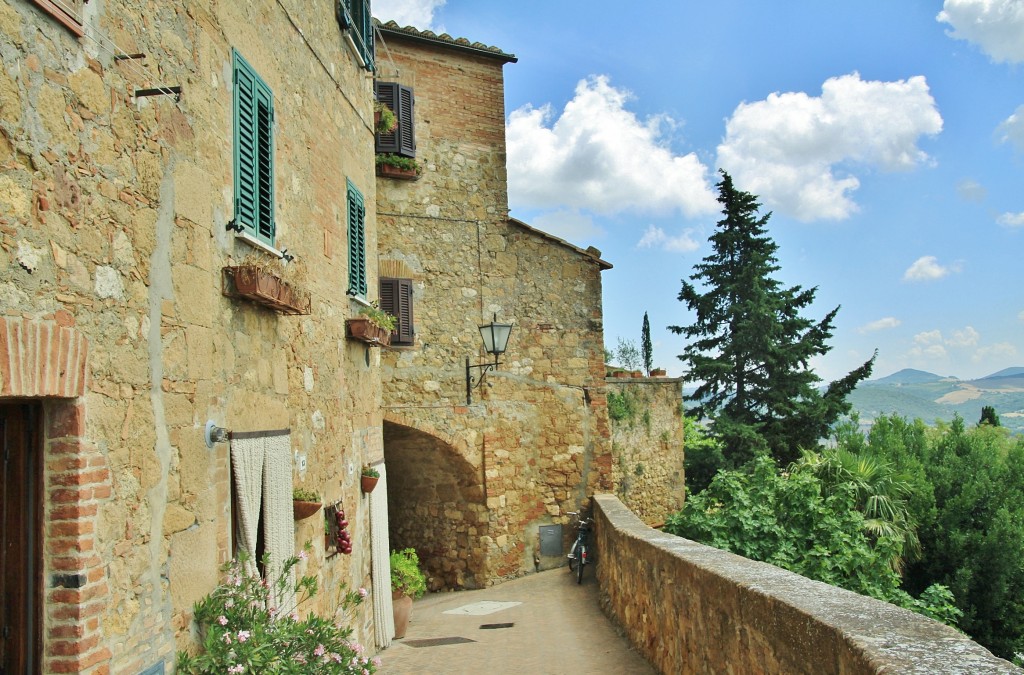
(380, 278), (414, 345)
(374, 82), (416, 158)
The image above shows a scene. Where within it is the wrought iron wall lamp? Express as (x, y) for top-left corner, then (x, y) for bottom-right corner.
(465, 314), (514, 405)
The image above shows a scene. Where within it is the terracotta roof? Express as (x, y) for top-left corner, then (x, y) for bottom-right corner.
(374, 20), (518, 63)
(508, 218), (613, 270)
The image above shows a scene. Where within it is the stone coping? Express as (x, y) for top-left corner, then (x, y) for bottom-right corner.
(592, 494), (1021, 675)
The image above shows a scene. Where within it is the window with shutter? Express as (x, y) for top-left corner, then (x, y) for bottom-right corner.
(374, 82), (416, 158)
(340, 0), (374, 70)
(380, 278), (415, 345)
(346, 180), (367, 298)
(232, 50), (275, 246)
(28, 0), (85, 36)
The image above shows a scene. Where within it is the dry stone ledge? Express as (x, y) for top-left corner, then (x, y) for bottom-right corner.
(593, 494), (1022, 675)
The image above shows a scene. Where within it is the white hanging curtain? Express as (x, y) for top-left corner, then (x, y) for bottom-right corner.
(230, 429), (295, 614)
(230, 435), (264, 577)
(263, 432), (296, 615)
(370, 462), (395, 647)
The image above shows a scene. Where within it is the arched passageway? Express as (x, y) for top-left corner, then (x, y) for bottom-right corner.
(383, 420), (489, 589)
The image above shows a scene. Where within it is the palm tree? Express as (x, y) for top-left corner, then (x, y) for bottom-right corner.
(796, 448), (920, 574)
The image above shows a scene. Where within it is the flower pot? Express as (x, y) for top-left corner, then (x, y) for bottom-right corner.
(346, 318), (392, 347)
(631, 371), (643, 378)
(361, 475), (379, 494)
(612, 371), (629, 379)
(650, 368), (667, 377)
(392, 591), (413, 639)
(376, 163), (420, 181)
(223, 266), (310, 315)
(292, 500), (322, 520)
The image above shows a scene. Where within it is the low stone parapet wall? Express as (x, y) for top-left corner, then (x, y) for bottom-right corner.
(592, 494), (1021, 674)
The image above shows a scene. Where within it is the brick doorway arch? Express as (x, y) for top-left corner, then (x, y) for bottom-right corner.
(383, 419), (490, 590)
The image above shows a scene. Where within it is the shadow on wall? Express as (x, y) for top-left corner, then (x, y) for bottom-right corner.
(384, 420), (488, 590)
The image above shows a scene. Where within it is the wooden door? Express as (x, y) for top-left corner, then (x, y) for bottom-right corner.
(0, 403), (42, 675)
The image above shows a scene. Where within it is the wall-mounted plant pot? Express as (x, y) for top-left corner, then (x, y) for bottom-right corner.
(376, 163), (420, 181)
(223, 266), (310, 315)
(347, 318), (392, 347)
(361, 475), (379, 494)
(293, 500), (322, 520)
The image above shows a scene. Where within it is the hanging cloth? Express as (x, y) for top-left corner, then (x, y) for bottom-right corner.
(370, 462), (395, 647)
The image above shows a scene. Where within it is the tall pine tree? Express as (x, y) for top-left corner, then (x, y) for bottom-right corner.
(641, 312), (653, 376)
(670, 171), (874, 465)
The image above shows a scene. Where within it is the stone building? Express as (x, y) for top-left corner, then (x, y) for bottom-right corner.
(0, 1), (390, 672)
(372, 22), (685, 591)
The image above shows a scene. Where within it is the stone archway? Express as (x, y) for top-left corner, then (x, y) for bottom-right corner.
(383, 419), (489, 590)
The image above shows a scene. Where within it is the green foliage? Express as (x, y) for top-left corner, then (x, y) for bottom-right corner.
(664, 456), (960, 626)
(641, 312), (653, 376)
(613, 336), (642, 371)
(292, 487), (319, 502)
(375, 153), (421, 174)
(177, 548), (376, 674)
(390, 548), (427, 599)
(979, 405), (1000, 427)
(682, 415), (728, 495)
(374, 101), (397, 134)
(669, 171), (874, 466)
(607, 389), (638, 423)
(358, 302), (397, 331)
(361, 465), (379, 478)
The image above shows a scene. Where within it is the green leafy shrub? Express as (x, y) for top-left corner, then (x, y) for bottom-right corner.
(390, 548), (427, 599)
(177, 547), (377, 674)
(607, 390), (637, 422)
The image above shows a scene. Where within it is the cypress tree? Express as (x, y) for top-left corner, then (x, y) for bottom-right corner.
(641, 312), (653, 376)
(669, 171), (874, 465)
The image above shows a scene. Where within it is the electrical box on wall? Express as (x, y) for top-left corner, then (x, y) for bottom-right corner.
(538, 525), (562, 556)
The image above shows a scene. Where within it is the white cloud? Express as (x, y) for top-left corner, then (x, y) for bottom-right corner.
(997, 105), (1024, 152)
(948, 326), (980, 347)
(372, 0), (447, 29)
(910, 343), (949, 360)
(997, 211), (1024, 228)
(915, 330), (943, 346)
(530, 209), (604, 242)
(903, 255), (959, 282)
(956, 178), (987, 202)
(937, 0), (1024, 64)
(636, 225), (700, 253)
(506, 76), (718, 218)
(973, 342), (1018, 362)
(859, 317), (901, 333)
(716, 73), (942, 221)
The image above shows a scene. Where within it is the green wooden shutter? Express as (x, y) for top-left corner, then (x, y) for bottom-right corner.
(347, 0), (374, 71)
(380, 278), (415, 345)
(347, 180), (366, 298)
(374, 82), (416, 158)
(232, 50), (275, 245)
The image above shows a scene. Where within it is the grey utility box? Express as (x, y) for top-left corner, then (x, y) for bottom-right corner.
(538, 524), (563, 556)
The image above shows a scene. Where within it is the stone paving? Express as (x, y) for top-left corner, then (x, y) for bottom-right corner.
(377, 566), (656, 674)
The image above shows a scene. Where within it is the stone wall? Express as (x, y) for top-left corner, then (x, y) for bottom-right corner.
(593, 494), (1021, 675)
(376, 26), (615, 588)
(606, 378), (685, 524)
(1, 0), (386, 671)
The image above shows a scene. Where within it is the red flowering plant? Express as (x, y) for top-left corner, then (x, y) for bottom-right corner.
(177, 544), (380, 674)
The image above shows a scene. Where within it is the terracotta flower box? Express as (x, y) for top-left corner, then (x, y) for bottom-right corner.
(223, 266), (310, 315)
(346, 318), (392, 347)
(650, 368), (667, 377)
(376, 163), (420, 181)
(292, 499), (322, 520)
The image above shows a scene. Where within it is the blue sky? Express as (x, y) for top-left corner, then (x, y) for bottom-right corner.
(374, 0), (1024, 382)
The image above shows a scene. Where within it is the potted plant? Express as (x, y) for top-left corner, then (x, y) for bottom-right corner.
(374, 101), (398, 135)
(346, 302), (397, 346)
(650, 367), (667, 377)
(361, 465), (380, 494)
(292, 486), (322, 520)
(390, 548), (427, 639)
(223, 253), (310, 315)
(375, 152), (422, 181)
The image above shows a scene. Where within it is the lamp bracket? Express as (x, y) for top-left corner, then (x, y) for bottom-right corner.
(466, 356), (501, 405)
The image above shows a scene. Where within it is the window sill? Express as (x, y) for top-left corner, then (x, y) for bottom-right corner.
(235, 231), (286, 258)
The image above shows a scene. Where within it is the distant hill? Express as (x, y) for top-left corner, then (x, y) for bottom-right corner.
(871, 369), (951, 385)
(849, 366), (1024, 435)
